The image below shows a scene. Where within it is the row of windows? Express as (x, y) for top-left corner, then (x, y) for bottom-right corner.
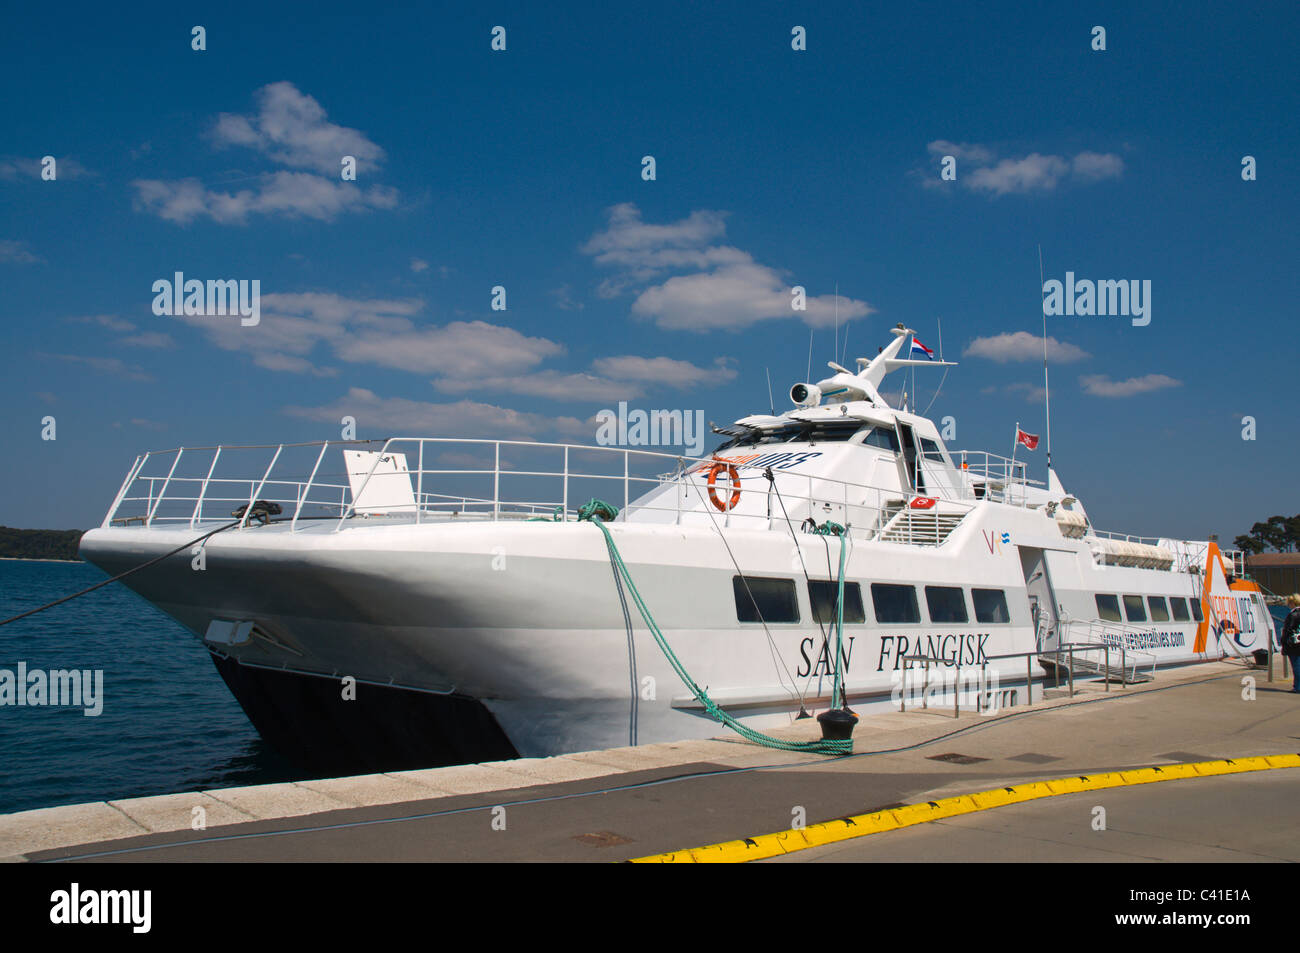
(733, 577), (1011, 626)
(716, 423), (951, 459)
(1095, 593), (1203, 624)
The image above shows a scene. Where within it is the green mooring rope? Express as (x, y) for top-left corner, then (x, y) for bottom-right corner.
(577, 499), (852, 755)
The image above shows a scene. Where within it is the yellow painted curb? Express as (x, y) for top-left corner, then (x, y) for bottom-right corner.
(628, 753), (1300, 863)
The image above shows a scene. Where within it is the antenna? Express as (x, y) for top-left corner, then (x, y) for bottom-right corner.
(765, 367), (775, 416)
(1038, 244), (1052, 471)
(840, 288), (851, 365)
(833, 282), (839, 367)
(806, 327), (813, 384)
(920, 316), (950, 416)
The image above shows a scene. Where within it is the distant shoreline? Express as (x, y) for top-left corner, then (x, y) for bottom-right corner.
(0, 527), (85, 562)
(0, 557), (81, 563)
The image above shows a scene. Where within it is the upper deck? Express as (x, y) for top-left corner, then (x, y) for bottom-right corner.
(99, 433), (1043, 547)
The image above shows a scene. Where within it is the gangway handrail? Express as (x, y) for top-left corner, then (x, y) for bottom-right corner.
(899, 638), (1155, 717)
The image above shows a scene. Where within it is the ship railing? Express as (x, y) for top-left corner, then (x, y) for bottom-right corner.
(1088, 528), (1167, 547)
(899, 640), (1152, 716)
(944, 450), (1044, 503)
(102, 437), (1022, 541)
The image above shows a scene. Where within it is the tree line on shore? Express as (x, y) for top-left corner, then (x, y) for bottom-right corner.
(0, 527), (83, 561)
(1234, 514), (1300, 555)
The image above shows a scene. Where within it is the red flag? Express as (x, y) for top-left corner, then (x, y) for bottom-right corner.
(1016, 428), (1040, 451)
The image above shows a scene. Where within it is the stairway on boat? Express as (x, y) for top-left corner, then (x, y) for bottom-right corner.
(876, 504), (967, 546)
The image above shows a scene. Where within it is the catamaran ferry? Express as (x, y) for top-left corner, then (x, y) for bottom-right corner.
(78, 326), (1276, 771)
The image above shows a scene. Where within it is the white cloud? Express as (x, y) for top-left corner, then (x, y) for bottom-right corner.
(0, 156), (91, 181)
(283, 387), (589, 440)
(582, 203), (729, 272)
(926, 140), (995, 163)
(963, 331), (1090, 363)
(437, 370), (642, 401)
(45, 353), (152, 382)
(339, 320), (564, 377)
(584, 204), (873, 330)
(133, 83), (397, 225)
(410, 258), (429, 273)
(69, 314), (136, 332)
(1079, 373), (1181, 397)
(1004, 381), (1048, 403)
(119, 331), (176, 349)
(591, 355), (736, 387)
(211, 82), (385, 176)
(1072, 151), (1125, 181)
(0, 240), (40, 264)
(550, 284), (583, 311)
(133, 172), (398, 224)
(966, 154), (1072, 195)
(170, 293), (564, 381)
(918, 143), (1124, 196)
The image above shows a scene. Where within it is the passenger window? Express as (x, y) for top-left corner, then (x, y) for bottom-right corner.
(1189, 599), (1203, 622)
(924, 586), (969, 623)
(1095, 594), (1122, 622)
(1147, 596), (1170, 622)
(972, 588), (1010, 623)
(870, 583), (920, 623)
(733, 576), (799, 623)
(1123, 595), (1147, 622)
(808, 581), (866, 624)
(1169, 597), (1190, 622)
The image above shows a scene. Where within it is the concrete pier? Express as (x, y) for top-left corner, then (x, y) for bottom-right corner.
(2, 660), (1296, 863)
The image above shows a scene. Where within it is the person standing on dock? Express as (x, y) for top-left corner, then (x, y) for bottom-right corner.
(1282, 595), (1300, 693)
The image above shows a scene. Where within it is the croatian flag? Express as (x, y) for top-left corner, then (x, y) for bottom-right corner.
(910, 337), (934, 360)
(1016, 428), (1040, 451)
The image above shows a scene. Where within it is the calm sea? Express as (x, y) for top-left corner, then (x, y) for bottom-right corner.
(0, 559), (305, 815)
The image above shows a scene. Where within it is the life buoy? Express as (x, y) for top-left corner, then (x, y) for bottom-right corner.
(909, 496), (936, 510)
(706, 460), (742, 512)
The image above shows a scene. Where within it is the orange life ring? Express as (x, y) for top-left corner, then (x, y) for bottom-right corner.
(909, 496), (936, 510)
(706, 460), (742, 512)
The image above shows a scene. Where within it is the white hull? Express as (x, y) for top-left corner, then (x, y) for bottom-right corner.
(79, 326), (1276, 765)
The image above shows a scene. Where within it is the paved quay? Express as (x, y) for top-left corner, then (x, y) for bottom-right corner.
(2, 660), (1297, 863)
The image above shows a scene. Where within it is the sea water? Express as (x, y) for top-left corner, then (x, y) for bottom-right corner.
(0, 559), (301, 814)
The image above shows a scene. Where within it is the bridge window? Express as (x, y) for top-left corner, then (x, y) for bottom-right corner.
(1189, 599), (1203, 622)
(1169, 597), (1191, 622)
(919, 437), (950, 467)
(863, 428), (901, 452)
(972, 588), (1011, 624)
(733, 576), (799, 623)
(808, 580), (866, 624)
(924, 586), (969, 623)
(1147, 596), (1170, 622)
(870, 583), (921, 623)
(1095, 594), (1122, 622)
(1123, 595), (1147, 622)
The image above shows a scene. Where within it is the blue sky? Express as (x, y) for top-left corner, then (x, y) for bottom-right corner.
(2, 1), (1296, 543)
